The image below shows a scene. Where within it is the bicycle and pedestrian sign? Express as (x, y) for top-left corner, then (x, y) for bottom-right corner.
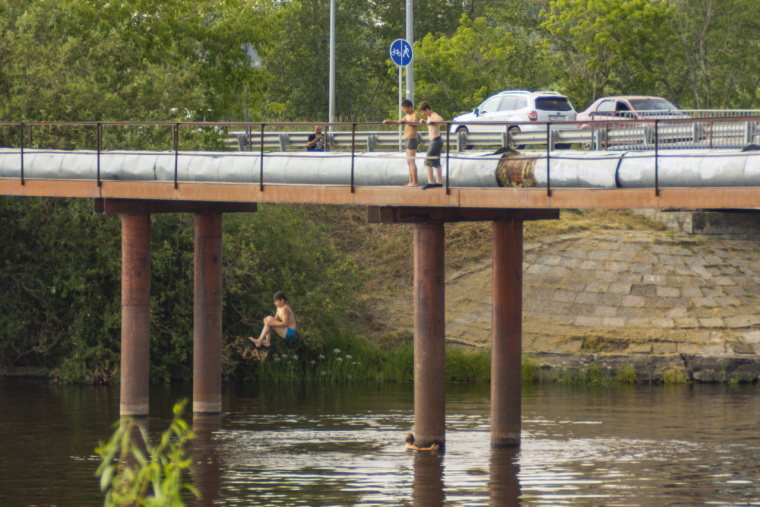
(389, 39), (413, 67)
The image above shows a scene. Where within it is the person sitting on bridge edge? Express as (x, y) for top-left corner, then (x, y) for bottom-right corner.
(249, 291), (297, 348)
(405, 433), (439, 451)
(383, 99), (420, 187)
(418, 102), (444, 190)
(307, 125), (330, 151)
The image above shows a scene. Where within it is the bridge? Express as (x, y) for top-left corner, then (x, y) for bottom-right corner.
(2, 118), (759, 450)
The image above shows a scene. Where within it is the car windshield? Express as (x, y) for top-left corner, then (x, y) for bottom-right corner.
(535, 97), (573, 111)
(628, 98), (678, 111)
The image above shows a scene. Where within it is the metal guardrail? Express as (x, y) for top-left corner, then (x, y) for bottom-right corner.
(4, 117), (760, 199)
(229, 130), (408, 152)
(229, 112), (760, 152)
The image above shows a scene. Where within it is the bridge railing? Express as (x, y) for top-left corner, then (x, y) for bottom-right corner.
(3, 117), (760, 198)
(4, 116), (760, 158)
(226, 114), (760, 153)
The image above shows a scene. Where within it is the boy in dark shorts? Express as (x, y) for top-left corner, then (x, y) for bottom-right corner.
(384, 99), (420, 186)
(419, 101), (444, 189)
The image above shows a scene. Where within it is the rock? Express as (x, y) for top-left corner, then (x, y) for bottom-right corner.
(682, 355), (760, 382)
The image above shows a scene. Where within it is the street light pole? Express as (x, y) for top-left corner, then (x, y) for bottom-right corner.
(329, 0), (336, 125)
(406, 0), (413, 103)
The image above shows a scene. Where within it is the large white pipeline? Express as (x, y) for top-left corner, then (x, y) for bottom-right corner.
(0, 148), (501, 187)
(526, 149), (760, 188)
(2, 147), (760, 189)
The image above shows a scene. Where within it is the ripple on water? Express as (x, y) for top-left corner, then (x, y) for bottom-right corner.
(2, 381), (759, 506)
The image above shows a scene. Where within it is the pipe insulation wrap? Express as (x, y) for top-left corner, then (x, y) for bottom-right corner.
(616, 149), (760, 188)
(518, 149), (760, 189)
(3, 147), (760, 189)
(531, 151), (622, 189)
(0, 149), (502, 187)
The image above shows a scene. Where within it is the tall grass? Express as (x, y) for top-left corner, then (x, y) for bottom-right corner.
(445, 348), (491, 382)
(525, 360), (629, 385)
(229, 332), (707, 386)
(232, 330), (498, 384)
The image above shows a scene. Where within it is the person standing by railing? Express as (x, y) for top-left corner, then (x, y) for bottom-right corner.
(419, 102), (444, 189)
(307, 125), (330, 151)
(383, 99), (420, 186)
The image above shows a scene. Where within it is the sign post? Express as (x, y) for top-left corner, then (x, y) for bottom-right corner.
(390, 39), (413, 151)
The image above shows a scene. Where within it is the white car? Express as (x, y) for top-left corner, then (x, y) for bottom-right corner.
(450, 90), (577, 148)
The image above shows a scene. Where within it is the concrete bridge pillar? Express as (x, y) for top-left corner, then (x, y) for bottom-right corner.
(491, 219), (523, 447)
(193, 213), (223, 414)
(413, 222), (446, 450)
(120, 213), (151, 416)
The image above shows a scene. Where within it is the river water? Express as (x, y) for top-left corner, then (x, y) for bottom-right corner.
(0, 378), (758, 506)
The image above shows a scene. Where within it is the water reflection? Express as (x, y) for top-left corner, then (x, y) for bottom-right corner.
(192, 413), (222, 506)
(412, 452), (445, 506)
(489, 448), (521, 507)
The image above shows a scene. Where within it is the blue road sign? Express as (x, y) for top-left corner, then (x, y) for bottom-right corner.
(390, 39), (413, 67)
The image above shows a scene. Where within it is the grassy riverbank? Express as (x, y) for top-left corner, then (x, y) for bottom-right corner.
(224, 328), (700, 386)
(225, 330), (492, 384)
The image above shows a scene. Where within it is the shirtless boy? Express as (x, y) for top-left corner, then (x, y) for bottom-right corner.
(249, 291), (296, 348)
(418, 101), (444, 189)
(404, 433), (439, 451)
(383, 99), (420, 186)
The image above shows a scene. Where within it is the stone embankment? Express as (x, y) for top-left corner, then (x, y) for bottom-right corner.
(441, 226), (760, 383)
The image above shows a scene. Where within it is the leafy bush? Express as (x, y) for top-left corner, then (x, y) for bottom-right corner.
(0, 199), (368, 384)
(96, 400), (198, 506)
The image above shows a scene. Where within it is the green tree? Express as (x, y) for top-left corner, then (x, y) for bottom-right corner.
(0, 0), (273, 124)
(262, 0), (470, 122)
(413, 15), (555, 119)
(669, 0), (760, 108)
(541, 0), (679, 109)
(0, 198), (122, 382)
(0, 198), (367, 383)
(263, 0), (394, 122)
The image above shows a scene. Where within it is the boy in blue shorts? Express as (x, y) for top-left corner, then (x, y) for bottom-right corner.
(249, 291), (296, 348)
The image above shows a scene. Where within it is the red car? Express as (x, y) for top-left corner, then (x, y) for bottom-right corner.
(577, 96), (683, 125)
(576, 96), (688, 148)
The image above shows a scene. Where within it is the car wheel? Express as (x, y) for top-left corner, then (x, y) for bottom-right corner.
(456, 126), (472, 150)
(507, 126), (524, 150)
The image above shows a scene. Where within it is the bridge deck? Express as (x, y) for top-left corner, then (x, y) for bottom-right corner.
(1, 178), (759, 210)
